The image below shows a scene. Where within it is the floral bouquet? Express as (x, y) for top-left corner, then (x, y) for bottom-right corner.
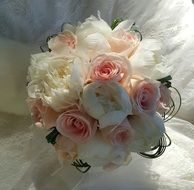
(27, 14), (181, 173)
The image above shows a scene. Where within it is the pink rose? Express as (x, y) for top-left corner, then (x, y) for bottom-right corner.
(48, 31), (77, 54)
(54, 135), (77, 161)
(157, 85), (171, 113)
(56, 108), (97, 143)
(108, 30), (140, 56)
(102, 118), (134, 146)
(27, 98), (60, 128)
(90, 53), (131, 82)
(131, 79), (160, 115)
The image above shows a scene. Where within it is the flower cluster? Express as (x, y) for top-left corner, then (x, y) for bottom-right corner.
(27, 15), (173, 171)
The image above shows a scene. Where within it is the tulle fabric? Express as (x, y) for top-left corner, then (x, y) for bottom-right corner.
(0, 0), (194, 189)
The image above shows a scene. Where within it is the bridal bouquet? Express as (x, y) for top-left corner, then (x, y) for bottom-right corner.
(27, 15), (180, 172)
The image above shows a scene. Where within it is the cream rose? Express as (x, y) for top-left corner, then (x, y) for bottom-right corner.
(128, 113), (165, 152)
(82, 81), (132, 128)
(27, 53), (88, 111)
(90, 53), (131, 83)
(56, 108), (97, 143)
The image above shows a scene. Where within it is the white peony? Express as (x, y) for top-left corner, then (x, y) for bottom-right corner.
(75, 15), (112, 58)
(130, 39), (172, 79)
(77, 132), (131, 167)
(82, 81), (132, 128)
(128, 113), (165, 152)
(27, 53), (88, 111)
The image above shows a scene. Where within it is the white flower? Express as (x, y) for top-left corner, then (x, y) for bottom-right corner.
(77, 132), (131, 167)
(82, 81), (132, 128)
(75, 15), (112, 58)
(128, 113), (165, 152)
(27, 53), (88, 111)
(130, 39), (172, 79)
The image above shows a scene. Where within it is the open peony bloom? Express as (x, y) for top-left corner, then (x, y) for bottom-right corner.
(82, 81), (133, 128)
(128, 113), (165, 152)
(28, 54), (88, 111)
(101, 118), (134, 146)
(90, 53), (131, 83)
(130, 78), (161, 115)
(56, 107), (97, 143)
(75, 15), (112, 58)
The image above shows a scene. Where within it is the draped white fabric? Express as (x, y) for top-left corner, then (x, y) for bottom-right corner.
(0, 0), (194, 189)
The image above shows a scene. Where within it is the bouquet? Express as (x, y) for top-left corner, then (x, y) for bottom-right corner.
(27, 14), (181, 173)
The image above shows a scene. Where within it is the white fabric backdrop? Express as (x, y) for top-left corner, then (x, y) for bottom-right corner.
(0, 0), (194, 189)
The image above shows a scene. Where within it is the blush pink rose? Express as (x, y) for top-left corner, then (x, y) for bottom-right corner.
(90, 53), (131, 82)
(27, 98), (60, 129)
(131, 79), (160, 115)
(56, 108), (97, 143)
(157, 85), (171, 114)
(48, 31), (77, 54)
(102, 118), (134, 146)
(108, 30), (140, 56)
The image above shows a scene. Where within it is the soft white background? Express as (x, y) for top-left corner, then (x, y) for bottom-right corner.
(0, 0), (194, 189)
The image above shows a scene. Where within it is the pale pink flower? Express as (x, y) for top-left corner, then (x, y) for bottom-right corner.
(90, 53), (131, 83)
(56, 108), (97, 143)
(157, 85), (171, 113)
(108, 30), (140, 56)
(27, 98), (60, 128)
(131, 79), (160, 115)
(48, 31), (77, 54)
(102, 118), (134, 146)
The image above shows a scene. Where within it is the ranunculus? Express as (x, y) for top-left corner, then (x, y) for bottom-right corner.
(82, 81), (132, 128)
(56, 107), (97, 143)
(101, 118), (134, 146)
(27, 53), (88, 111)
(157, 84), (171, 114)
(128, 113), (165, 152)
(48, 31), (77, 54)
(54, 135), (77, 161)
(90, 53), (131, 83)
(27, 98), (60, 129)
(131, 78), (160, 115)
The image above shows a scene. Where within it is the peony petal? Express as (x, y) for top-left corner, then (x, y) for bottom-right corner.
(128, 113), (165, 152)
